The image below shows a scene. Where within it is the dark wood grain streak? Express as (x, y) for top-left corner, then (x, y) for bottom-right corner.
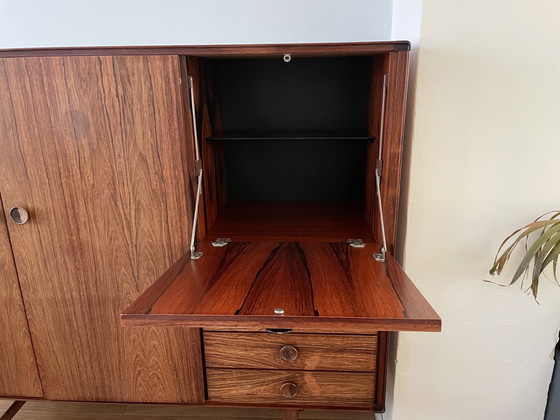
(206, 368), (375, 408)
(0, 42), (410, 59)
(0, 196), (43, 398)
(140, 241), (279, 316)
(204, 332), (377, 372)
(0, 401), (26, 420)
(0, 56), (203, 402)
(301, 242), (405, 319)
(238, 243), (315, 317)
(122, 241), (441, 332)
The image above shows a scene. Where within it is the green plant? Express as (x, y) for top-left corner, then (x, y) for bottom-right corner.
(489, 211), (560, 299)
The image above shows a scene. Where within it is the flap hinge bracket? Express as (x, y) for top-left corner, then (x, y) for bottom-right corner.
(212, 238), (232, 247)
(347, 239), (366, 248)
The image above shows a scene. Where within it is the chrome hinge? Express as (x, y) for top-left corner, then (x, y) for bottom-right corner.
(188, 73), (203, 260)
(376, 158), (383, 174)
(194, 159), (202, 177)
(372, 74), (389, 263)
(191, 250), (203, 260)
(347, 239), (365, 248)
(212, 238), (232, 247)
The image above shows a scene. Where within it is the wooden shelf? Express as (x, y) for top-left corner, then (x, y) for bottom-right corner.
(206, 136), (375, 142)
(121, 240), (441, 333)
(206, 202), (375, 242)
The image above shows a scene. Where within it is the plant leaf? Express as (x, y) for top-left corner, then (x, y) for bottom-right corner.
(490, 219), (560, 276)
(530, 231), (560, 298)
(509, 223), (560, 287)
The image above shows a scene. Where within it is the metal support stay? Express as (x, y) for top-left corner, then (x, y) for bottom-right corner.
(373, 75), (389, 263)
(188, 76), (203, 260)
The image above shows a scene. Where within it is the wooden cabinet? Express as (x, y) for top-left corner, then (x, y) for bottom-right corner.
(123, 43), (440, 415)
(0, 199), (43, 398)
(0, 42), (440, 417)
(0, 55), (203, 402)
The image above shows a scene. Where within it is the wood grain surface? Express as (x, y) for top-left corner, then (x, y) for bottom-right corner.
(122, 241), (441, 332)
(374, 51), (410, 254)
(206, 368), (375, 408)
(0, 399), (376, 420)
(0, 196), (43, 398)
(207, 202), (375, 242)
(282, 410), (300, 420)
(0, 56), (203, 402)
(0, 41), (410, 59)
(204, 332), (376, 372)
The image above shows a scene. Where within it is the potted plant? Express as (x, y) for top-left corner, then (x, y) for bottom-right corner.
(489, 210), (560, 419)
(490, 211), (560, 299)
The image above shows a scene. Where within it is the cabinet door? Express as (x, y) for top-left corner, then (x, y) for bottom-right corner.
(0, 198), (43, 398)
(0, 56), (203, 402)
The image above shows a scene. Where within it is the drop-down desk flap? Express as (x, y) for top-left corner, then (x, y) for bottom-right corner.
(121, 240), (441, 333)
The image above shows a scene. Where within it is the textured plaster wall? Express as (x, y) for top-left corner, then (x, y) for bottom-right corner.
(393, 1), (560, 419)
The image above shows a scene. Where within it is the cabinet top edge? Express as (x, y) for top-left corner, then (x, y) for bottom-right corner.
(0, 41), (411, 58)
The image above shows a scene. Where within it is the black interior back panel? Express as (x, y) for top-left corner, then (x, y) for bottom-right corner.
(214, 57), (372, 201)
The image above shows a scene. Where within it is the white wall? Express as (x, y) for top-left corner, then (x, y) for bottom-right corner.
(393, 1), (560, 419)
(387, 4), (424, 419)
(0, 0), (392, 48)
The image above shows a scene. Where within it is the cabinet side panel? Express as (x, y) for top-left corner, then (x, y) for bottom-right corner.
(374, 51), (410, 253)
(0, 196), (43, 398)
(0, 56), (203, 403)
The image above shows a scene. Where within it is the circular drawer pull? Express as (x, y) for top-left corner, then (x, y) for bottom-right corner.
(280, 382), (298, 398)
(279, 345), (298, 362)
(9, 206), (30, 225)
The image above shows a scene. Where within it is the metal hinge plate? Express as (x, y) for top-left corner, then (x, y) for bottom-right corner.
(194, 159), (202, 176)
(212, 238), (232, 247)
(347, 239), (365, 248)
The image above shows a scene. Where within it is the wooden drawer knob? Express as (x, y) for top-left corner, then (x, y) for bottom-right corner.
(279, 345), (298, 362)
(280, 382), (298, 398)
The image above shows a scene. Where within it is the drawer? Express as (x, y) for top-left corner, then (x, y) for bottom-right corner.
(203, 332), (376, 372)
(206, 368), (374, 408)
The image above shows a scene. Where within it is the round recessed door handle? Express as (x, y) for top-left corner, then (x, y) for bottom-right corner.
(280, 382), (298, 398)
(9, 207), (30, 225)
(279, 345), (298, 362)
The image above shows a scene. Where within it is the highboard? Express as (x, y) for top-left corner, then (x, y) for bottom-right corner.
(0, 42), (440, 419)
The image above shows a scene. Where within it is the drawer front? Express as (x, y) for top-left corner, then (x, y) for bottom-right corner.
(206, 368), (374, 408)
(204, 332), (376, 372)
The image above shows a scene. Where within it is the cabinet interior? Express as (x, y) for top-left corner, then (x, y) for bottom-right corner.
(186, 54), (387, 243)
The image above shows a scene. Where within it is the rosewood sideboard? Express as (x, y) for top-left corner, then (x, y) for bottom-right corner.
(0, 42), (440, 419)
